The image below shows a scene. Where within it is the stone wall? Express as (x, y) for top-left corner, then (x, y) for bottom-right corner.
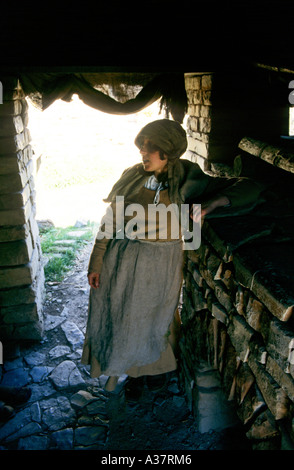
(185, 74), (213, 172)
(185, 70), (289, 172)
(0, 77), (44, 341)
(180, 71), (294, 450)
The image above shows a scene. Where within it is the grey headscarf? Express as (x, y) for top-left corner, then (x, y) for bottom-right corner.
(134, 119), (187, 159)
(105, 119), (188, 207)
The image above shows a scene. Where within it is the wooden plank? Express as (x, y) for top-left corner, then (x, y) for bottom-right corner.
(239, 137), (294, 174)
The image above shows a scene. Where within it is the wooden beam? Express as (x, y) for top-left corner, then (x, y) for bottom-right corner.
(239, 137), (294, 174)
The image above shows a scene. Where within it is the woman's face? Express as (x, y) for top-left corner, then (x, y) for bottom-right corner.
(140, 139), (168, 177)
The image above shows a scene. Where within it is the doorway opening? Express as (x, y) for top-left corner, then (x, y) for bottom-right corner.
(27, 95), (162, 283)
(28, 94), (162, 228)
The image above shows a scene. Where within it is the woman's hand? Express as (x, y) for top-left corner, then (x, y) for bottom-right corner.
(88, 272), (100, 289)
(190, 196), (230, 222)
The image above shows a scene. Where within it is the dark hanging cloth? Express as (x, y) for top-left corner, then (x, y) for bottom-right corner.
(19, 73), (187, 123)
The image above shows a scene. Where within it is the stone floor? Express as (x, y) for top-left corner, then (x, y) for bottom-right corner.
(0, 241), (250, 454)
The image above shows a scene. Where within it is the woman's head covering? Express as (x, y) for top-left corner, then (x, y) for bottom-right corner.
(105, 119), (188, 207)
(134, 119), (187, 159)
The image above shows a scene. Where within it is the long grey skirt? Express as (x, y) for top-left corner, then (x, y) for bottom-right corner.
(81, 237), (183, 378)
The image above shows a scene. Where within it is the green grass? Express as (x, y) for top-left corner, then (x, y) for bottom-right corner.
(40, 223), (98, 282)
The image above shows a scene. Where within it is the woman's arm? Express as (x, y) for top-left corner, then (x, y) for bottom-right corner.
(182, 160), (264, 220)
(200, 195), (231, 217)
(88, 272), (100, 289)
(87, 203), (115, 288)
(190, 194), (231, 222)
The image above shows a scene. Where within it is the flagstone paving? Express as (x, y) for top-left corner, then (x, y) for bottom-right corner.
(0, 241), (250, 452)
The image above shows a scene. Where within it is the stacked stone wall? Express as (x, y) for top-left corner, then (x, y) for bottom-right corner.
(0, 77), (44, 341)
(185, 72), (289, 172)
(185, 74), (212, 172)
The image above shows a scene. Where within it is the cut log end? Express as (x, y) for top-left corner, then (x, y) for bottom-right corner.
(283, 305), (294, 322)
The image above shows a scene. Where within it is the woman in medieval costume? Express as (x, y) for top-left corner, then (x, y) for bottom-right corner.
(81, 119), (262, 394)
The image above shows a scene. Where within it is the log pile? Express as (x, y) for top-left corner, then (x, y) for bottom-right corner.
(179, 141), (294, 450)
